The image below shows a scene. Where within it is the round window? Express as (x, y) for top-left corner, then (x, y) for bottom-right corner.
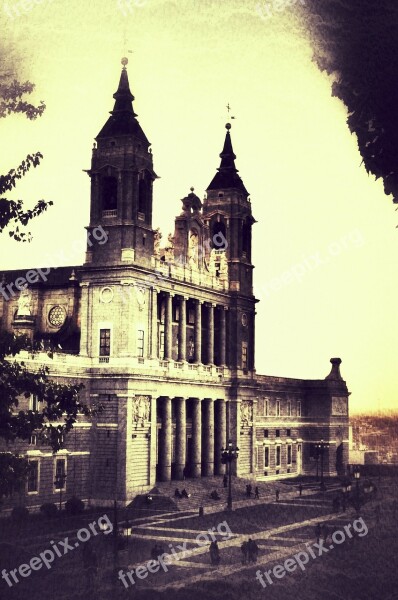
(48, 306), (66, 328)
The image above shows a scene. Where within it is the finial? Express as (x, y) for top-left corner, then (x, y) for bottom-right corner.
(190, 186), (194, 192)
(121, 57), (128, 68)
(225, 123), (231, 130)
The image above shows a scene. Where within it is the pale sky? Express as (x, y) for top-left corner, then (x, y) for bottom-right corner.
(0, 0), (397, 414)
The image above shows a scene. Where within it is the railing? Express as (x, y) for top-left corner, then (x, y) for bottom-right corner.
(99, 357), (110, 363)
(102, 209), (117, 218)
(138, 357), (145, 364)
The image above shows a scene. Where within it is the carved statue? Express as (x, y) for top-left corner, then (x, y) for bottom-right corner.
(154, 228), (162, 256)
(164, 233), (174, 263)
(17, 288), (32, 317)
(188, 229), (199, 267)
(132, 396), (151, 427)
(240, 400), (253, 427)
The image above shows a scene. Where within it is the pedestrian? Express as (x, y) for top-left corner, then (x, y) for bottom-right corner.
(275, 489), (280, 502)
(254, 486), (259, 499)
(241, 540), (249, 565)
(210, 540), (220, 566)
(299, 484), (303, 497)
(247, 484), (252, 498)
(315, 522), (321, 544)
(248, 538), (259, 563)
(321, 523), (329, 543)
(223, 474), (228, 488)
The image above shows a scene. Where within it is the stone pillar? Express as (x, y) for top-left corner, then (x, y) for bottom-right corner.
(220, 307), (227, 366)
(194, 300), (202, 364)
(178, 296), (187, 362)
(151, 288), (158, 358)
(159, 397), (172, 481)
(191, 398), (202, 478)
(207, 303), (215, 365)
(175, 397), (186, 480)
(202, 399), (215, 476)
(215, 399), (227, 475)
(164, 292), (173, 360)
(79, 283), (90, 356)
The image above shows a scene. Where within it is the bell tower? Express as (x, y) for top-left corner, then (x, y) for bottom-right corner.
(203, 122), (257, 371)
(85, 58), (157, 267)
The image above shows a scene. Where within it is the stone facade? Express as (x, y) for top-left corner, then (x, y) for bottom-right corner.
(0, 61), (350, 511)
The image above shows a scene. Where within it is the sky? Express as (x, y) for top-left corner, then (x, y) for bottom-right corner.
(0, 0), (397, 414)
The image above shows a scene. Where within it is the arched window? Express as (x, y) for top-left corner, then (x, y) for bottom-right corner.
(101, 176), (117, 211)
(138, 172), (151, 215)
(211, 220), (227, 250)
(242, 220), (251, 257)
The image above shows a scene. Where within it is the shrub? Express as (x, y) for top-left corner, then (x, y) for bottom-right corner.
(11, 506), (29, 520)
(65, 496), (85, 515)
(40, 503), (58, 518)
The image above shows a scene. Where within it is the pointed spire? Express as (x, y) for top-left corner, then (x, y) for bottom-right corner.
(207, 123), (248, 194)
(96, 58), (149, 144)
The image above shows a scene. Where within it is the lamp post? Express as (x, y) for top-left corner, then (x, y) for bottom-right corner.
(314, 440), (329, 491)
(221, 440), (239, 511)
(353, 465), (361, 515)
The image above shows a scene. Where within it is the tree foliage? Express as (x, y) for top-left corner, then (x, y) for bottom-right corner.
(299, 0), (398, 204)
(0, 79), (52, 241)
(0, 80), (91, 499)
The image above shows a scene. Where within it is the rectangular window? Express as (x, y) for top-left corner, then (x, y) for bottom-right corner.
(137, 329), (144, 358)
(276, 400), (281, 417)
(54, 458), (66, 491)
(263, 429), (268, 438)
(173, 304), (180, 322)
(287, 400), (292, 416)
(297, 400), (302, 417)
(287, 444), (292, 464)
(286, 429), (291, 437)
(159, 331), (165, 360)
(264, 399), (269, 416)
(276, 429), (280, 438)
(188, 308), (195, 325)
(29, 394), (39, 412)
(29, 434), (37, 446)
(27, 460), (39, 493)
(242, 342), (248, 370)
(276, 446), (281, 467)
(99, 329), (111, 357)
(264, 447), (269, 468)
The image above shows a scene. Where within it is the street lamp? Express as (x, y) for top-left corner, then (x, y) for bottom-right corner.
(314, 440), (330, 491)
(221, 440), (239, 511)
(353, 465), (361, 515)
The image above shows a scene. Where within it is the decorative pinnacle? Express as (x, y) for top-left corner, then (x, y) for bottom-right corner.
(190, 186), (194, 192)
(121, 57), (128, 68)
(225, 123), (231, 130)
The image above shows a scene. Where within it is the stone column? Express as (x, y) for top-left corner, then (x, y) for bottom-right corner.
(178, 296), (187, 362)
(215, 399), (227, 475)
(220, 307), (227, 366)
(207, 303), (215, 365)
(150, 288), (158, 358)
(175, 397), (186, 480)
(202, 399), (215, 476)
(164, 292), (173, 360)
(191, 398), (202, 478)
(194, 300), (202, 364)
(79, 283), (90, 356)
(159, 397), (172, 481)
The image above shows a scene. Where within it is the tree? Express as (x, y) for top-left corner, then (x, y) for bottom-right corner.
(298, 0), (398, 207)
(0, 78), (92, 499)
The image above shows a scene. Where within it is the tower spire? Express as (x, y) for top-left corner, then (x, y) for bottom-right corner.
(207, 123), (248, 194)
(96, 58), (149, 143)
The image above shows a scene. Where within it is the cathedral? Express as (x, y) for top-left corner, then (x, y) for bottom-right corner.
(0, 60), (350, 511)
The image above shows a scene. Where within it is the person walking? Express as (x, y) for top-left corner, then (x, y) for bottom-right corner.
(248, 538), (259, 563)
(299, 484), (303, 497)
(223, 474), (228, 488)
(241, 540), (249, 565)
(210, 540), (220, 566)
(315, 522), (322, 544)
(275, 489), (280, 502)
(254, 486), (259, 499)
